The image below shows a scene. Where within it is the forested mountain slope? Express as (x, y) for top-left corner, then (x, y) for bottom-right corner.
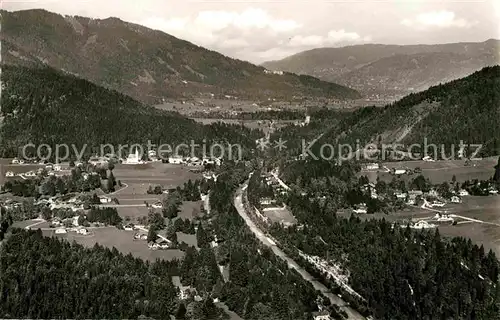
(1, 9), (361, 103)
(0, 65), (261, 158)
(273, 66), (500, 158)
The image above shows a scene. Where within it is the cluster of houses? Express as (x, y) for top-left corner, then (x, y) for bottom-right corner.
(36, 194), (112, 212)
(148, 237), (172, 250)
(262, 171), (289, 195)
(50, 215), (93, 235)
(361, 181), (476, 208)
(0, 199), (22, 211)
(4, 162), (67, 178)
(166, 156), (220, 167)
(311, 311), (333, 320)
(409, 220), (437, 229)
(129, 225), (174, 250)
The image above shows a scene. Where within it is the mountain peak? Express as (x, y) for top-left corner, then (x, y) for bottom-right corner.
(1, 9), (361, 104)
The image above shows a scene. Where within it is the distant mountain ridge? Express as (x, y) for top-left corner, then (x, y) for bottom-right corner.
(0, 9), (361, 104)
(262, 40), (500, 98)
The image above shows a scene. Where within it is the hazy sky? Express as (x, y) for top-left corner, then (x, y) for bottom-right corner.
(4, 0), (500, 63)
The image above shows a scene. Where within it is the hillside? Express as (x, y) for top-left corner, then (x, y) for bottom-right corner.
(0, 65), (261, 158)
(0, 9), (361, 104)
(262, 40), (500, 98)
(273, 66), (500, 158)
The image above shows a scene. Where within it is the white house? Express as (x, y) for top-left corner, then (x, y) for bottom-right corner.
(436, 214), (454, 222)
(24, 171), (36, 177)
(124, 148), (144, 165)
(99, 196), (112, 204)
(451, 196), (462, 203)
(312, 311), (332, 320)
(411, 221), (437, 229)
(5, 171), (14, 177)
(459, 189), (469, 196)
(152, 202), (163, 209)
(71, 205), (83, 212)
(431, 201), (446, 207)
(178, 286), (193, 300)
(260, 198), (274, 205)
(422, 156), (435, 162)
(365, 163), (379, 170)
(168, 157), (184, 164)
(203, 158), (215, 165)
(148, 150), (157, 157)
(55, 228), (67, 234)
(394, 169), (406, 175)
(77, 228), (89, 235)
(395, 192), (407, 200)
(11, 158), (20, 164)
(353, 208), (368, 214)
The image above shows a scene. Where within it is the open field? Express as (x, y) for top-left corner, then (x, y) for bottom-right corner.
(11, 219), (50, 229)
(43, 227), (185, 262)
(116, 206), (151, 222)
(262, 206), (297, 225)
(112, 162), (202, 205)
(176, 232), (198, 248)
(344, 195), (500, 258)
(361, 157), (497, 184)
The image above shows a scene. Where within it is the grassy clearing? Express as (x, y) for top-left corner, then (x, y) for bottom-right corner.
(362, 158), (496, 184)
(262, 207), (297, 225)
(44, 227), (185, 262)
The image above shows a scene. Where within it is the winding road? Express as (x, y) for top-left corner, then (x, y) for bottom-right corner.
(233, 183), (366, 320)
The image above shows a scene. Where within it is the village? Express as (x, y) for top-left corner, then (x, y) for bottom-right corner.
(0, 148), (226, 260)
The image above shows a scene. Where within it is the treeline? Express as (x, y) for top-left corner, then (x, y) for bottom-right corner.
(0, 65), (262, 159)
(0, 228), (231, 319)
(86, 207), (122, 226)
(247, 169), (275, 209)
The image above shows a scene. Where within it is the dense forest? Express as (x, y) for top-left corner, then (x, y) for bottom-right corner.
(0, 65), (262, 159)
(259, 159), (500, 319)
